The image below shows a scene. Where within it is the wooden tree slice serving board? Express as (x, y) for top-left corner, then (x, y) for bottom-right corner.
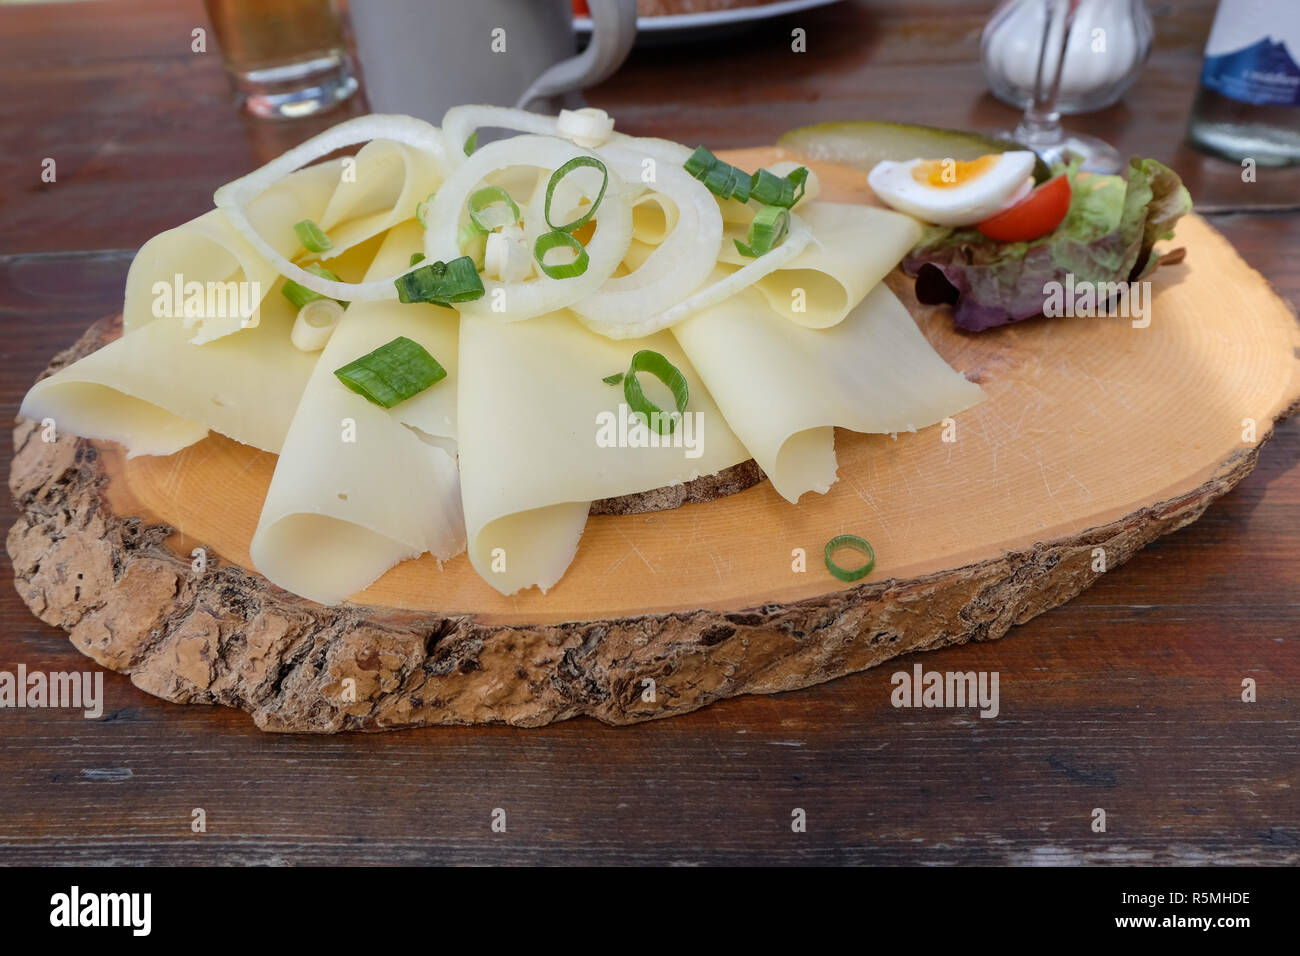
(8, 148), (1300, 733)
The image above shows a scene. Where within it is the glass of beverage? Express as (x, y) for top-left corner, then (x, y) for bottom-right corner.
(1187, 0), (1300, 166)
(203, 0), (359, 120)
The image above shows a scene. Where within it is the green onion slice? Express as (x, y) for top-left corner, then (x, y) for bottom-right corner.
(786, 166), (810, 204)
(534, 229), (590, 279)
(602, 372), (624, 386)
(282, 262), (348, 309)
(683, 145), (751, 203)
(684, 147), (808, 208)
(734, 204), (791, 258)
(544, 156), (609, 233)
(823, 534), (876, 582)
(334, 336), (446, 409)
(415, 191), (437, 229)
(282, 278), (319, 310)
(409, 252), (426, 266)
(463, 131), (478, 156)
(457, 221), (487, 270)
(293, 219), (333, 253)
(623, 349), (689, 435)
(749, 166), (809, 208)
(394, 256), (485, 305)
(467, 186), (520, 233)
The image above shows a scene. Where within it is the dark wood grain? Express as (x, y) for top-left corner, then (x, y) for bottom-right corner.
(0, 0), (1296, 866)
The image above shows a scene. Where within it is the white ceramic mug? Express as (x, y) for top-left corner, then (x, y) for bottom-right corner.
(349, 0), (638, 121)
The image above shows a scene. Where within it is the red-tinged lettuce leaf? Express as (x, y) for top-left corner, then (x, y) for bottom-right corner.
(902, 157), (1192, 332)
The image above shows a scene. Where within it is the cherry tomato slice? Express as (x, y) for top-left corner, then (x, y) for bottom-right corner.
(976, 173), (1071, 242)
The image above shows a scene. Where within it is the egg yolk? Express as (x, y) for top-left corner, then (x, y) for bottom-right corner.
(911, 154), (1001, 189)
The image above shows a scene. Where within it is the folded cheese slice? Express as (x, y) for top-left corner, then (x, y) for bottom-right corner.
(672, 283), (985, 503)
(458, 310), (751, 596)
(719, 202), (922, 329)
(20, 288), (319, 457)
(122, 160), (344, 343)
(21, 224), (382, 458)
(250, 222), (465, 605)
(316, 139), (443, 258)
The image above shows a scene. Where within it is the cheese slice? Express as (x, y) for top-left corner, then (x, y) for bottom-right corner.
(317, 139), (443, 258)
(249, 221), (464, 605)
(458, 310), (751, 596)
(122, 160), (344, 343)
(21, 288), (319, 457)
(672, 283), (985, 503)
(22, 228), (383, 459)
(720, 201), (922, 329)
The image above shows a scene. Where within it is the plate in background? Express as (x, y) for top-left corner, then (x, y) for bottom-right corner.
(574, 0), (844, 45)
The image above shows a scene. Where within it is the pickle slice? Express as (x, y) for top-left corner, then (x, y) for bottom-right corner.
(778, 121), (1052, 184)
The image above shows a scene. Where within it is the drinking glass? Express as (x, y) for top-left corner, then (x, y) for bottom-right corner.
(204, 0), (359, 120)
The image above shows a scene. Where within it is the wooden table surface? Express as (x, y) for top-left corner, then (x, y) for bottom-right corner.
(0, 0), (1295, 866)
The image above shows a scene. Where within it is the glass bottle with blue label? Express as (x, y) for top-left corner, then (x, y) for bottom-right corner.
(1187, 0), (1300, 165)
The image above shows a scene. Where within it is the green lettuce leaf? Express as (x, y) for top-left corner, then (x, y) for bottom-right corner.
(903, 157), (1192, 331)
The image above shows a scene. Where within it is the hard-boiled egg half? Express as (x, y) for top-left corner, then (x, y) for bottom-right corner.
(867, 151), (1038, 227)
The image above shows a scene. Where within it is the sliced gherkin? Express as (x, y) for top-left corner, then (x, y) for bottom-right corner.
(777, 120), (1052, 184)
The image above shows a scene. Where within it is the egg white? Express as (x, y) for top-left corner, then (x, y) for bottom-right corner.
(867, 151), (1038, 227)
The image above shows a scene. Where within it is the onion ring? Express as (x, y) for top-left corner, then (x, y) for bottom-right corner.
(424, 135), (633, 322)
(568, 144), (723, 338)
(213, 115), (450, 303)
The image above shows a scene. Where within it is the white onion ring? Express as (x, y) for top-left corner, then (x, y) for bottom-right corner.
(425, 134), (633, 322)
(441, 104), (692, 170)
(213, 115), (450, 303)
(606, 134), (694, 165)
(441, 106), (561, 168)
(630, 192), (679, 245)
(581, 212), (814, 340)
(568, 144), (722, 337)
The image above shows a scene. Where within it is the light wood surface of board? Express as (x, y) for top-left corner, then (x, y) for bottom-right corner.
(93, 149), (1300, 626)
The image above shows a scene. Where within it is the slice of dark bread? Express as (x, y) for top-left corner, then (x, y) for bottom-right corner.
(589, 458), (764, 515)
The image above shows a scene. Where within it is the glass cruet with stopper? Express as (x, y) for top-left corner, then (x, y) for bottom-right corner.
(982, 0), (1154, 172)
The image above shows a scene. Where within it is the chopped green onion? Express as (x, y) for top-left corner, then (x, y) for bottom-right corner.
(467, 186), (520, 233)
(749, 166), (809, 208)
(544, 156), (609, 233)
(683, 146), (712, 178)
(464, 131), (478, 156)
(734, 204), (791, 258)
(683, 145), (751, 203)
(409, 252), (426, 266)
(685, 147), (808, 208)
(786, 166), (809, 204)
(415, 191), (436, 229)
(457, 220), (487, 269)
(534, 229), (589, 279)
(623, 349), (689, 435)
(602, 372), (624, 386)
(394, 256), (485, 306)
(334, 336), (446, 409)
(282, 279), (318, 310)
(458, 219), (487, 242)
(294, 219), (333, 253)
(281, 262), (348, 309)
(823, 534), (875, 582)
(291, 299), (342, 352)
